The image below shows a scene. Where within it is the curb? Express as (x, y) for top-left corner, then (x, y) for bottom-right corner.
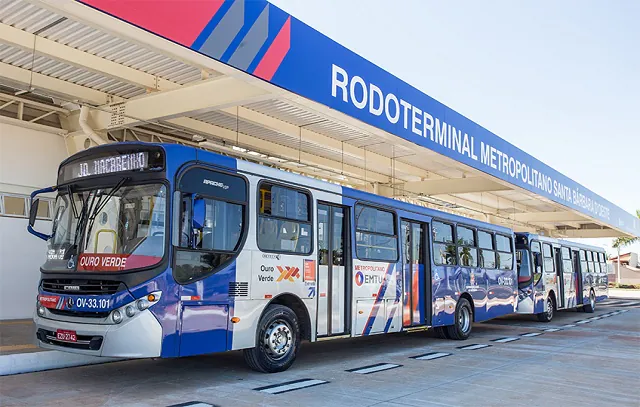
(0, 350), (125, 376)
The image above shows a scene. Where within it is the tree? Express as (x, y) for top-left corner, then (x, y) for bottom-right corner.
(611, 209), (640, 250)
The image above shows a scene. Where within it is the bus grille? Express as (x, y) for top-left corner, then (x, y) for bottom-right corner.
(41, 279), (124, 295)
(229, 282), (248, 297)
(48, 309), (110, 319)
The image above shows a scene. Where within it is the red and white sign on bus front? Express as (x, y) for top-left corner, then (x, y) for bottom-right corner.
(77, 253), (162, 271)
(78, 254), (130, 271)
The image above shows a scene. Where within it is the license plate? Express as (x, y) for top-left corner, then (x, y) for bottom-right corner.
(56, 329), (77, 342)
(73, 297), (111, 310)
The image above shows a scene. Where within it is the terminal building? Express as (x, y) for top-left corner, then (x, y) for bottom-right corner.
(0, 0), (638, 320)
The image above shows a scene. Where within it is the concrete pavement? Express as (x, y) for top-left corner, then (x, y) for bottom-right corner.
(0, 299), (638, 407)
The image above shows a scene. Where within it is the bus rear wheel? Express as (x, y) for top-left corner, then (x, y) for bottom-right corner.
(583, 290), (596, 313)
(244, 304), (300, 373)
(446, 298), (473, 340)
(537, 296), (555, 322)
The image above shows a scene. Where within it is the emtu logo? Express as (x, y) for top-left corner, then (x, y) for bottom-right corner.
(276, 266), (300, 282)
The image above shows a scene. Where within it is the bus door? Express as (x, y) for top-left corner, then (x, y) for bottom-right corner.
(316, 203), (350, 336)
(559, 247), (575, 308)
(562, 247), (578, 308)
(554, 247), (566, 308)
(572, 250), (583, 305)
(400, 220), (430, 327)
(174, 168), (249, 357)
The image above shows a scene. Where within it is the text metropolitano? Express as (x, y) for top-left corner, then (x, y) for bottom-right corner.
(330, 64), (610, 220)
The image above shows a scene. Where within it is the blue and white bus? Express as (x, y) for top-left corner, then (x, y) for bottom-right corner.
(28, 142), (518, 372)
(515, 233), (608, 322)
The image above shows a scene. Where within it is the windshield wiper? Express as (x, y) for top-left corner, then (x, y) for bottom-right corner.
(63, 190), (91, 260)
(83, 177), (129, 251)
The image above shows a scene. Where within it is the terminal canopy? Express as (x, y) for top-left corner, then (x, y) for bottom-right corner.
(0, 0), (637, 239)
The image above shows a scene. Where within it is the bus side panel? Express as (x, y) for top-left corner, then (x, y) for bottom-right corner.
(228, 171), (328, 350)
(177, 260), (239, 355)
(228, 170), (262, 351)
(179, 304), (228, 356)
(351, 259), (401, 336)
(485, 268), (517, 320)
(582, 269), (593, 305)
(130, 269), (181, 358)
(431, 264), (457, 327)
(468, 267), (488, 322)
(347, 197), (402, 337)
(599, 264), (609, 301)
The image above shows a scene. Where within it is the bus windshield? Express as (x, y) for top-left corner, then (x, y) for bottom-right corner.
(44, 183), (167, 272)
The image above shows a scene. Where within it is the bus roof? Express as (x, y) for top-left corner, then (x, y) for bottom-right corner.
(67, 141), (514, 235)
(518, 233), (606, 252)
(194, 143), (514, 234)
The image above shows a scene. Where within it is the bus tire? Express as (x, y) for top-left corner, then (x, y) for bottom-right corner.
(446, 298), (473, 340)
(433, 326), (449, 339)
(537, 296), (555, 322)
(583, 290), (596, 313)
(243, 304), (300, 373)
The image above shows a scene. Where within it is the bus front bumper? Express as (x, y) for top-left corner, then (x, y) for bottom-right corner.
(33, 309), (162, 358)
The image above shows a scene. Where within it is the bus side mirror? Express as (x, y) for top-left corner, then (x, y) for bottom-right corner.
(29, 199), (40, 227)
(26, 185), (56, 241)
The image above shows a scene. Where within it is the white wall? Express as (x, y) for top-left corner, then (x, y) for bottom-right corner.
(630, 253), (639, 268)
(0, 122), (68, 319)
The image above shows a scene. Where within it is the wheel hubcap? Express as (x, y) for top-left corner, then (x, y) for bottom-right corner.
(547, 299), (553, 319)
(459, 307), (471, 333)
(591, 294), (595, 308)
(263, 320), (293, 360)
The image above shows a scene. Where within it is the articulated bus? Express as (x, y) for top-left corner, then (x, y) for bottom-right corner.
(28, 142), (519, 372)
(515, 233), (608, 322)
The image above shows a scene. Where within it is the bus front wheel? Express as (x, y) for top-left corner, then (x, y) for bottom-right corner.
(244, 304), (301, 373)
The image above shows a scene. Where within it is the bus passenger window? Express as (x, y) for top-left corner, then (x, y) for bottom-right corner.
(258, 183), (312, 255)
(561, 247), (573, 273)
(598, 253), (608, 274)
(531, 241), (543, 284)
(579, 250), (588, 274)
(456, 225), (477, 267)
(496, 234), (513, 270)
(432, 221), (456, 265)
(355, 204), (398, 262)
(542, 243), (554, 273)
(478, 230), (496, 269)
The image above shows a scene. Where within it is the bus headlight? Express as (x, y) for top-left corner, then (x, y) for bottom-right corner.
(136, 291), (162, 311)
(125, 305), (136, 318)
(112, 309), (123, 324)
(136, 299), (150, 311)
(37, 303), (46, 317)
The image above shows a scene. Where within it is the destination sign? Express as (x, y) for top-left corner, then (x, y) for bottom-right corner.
(58, 150), (162, 183)
(76, 152), (147, 178)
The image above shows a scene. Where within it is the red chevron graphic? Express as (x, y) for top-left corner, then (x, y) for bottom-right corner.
(253, 16), (291, 81)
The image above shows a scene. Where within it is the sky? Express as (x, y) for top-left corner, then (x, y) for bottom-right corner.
(269, 0), (640, 257)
